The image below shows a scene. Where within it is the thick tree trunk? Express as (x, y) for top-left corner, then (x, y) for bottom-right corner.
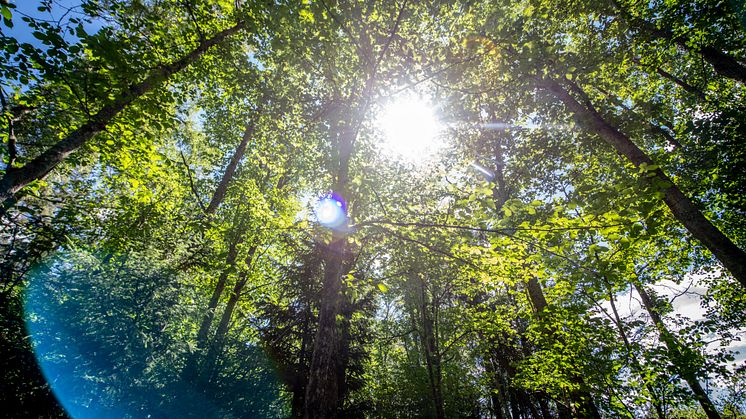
(542, 78), (746, 288)
(635, 283), (721, 419)
(0, 22), (247, 207)
(303, 116), (358, 418)
(303, 236), (347, 419)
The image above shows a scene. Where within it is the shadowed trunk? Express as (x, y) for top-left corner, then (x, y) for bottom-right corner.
(201, 245), (259, 383)
(181, 238), (241, 384)
(610, 0), (746, 84)
(304, 119), (356, 418)
(303, 235), (348, 419)
(604, 280), (665, 418)
(205, 123), (255, 214)
(417, 278), (446, 419)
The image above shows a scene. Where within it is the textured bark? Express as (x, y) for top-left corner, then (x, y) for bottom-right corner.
(542, 78), (746, 288)
(303, 114), (358, 418)
(635, 284), (721, 419)
(303, 237), (347, 419)
(0, 22), (247, 207)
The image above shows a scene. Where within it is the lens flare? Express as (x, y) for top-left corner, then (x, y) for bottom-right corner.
(314, 194), (347, 228)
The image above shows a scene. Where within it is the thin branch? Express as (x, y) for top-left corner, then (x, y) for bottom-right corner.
(180, 150), (207, 213)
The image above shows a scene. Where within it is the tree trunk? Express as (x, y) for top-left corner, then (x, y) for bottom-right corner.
(303, 114), (358, 418)
(181, 238), (241, 383)
(542, 77), (746, 288)
(606, 286), (665, 418)
(417, 279), (446, 419)
(635, 283), (721, 419)
(303, 236), (347, 419)
(201, 245), (258, 382)
(525, 277), (602, 419)
(205, 123), (255, 214)
(0, 22), (247, 207)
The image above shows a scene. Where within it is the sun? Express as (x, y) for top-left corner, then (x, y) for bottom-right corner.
(376, 94), (443, 163)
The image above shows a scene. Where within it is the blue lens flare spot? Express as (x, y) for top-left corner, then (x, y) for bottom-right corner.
(314, 194), (347, 228)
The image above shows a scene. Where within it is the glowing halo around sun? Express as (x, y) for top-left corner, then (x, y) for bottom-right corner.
(375, 94), (443, 163)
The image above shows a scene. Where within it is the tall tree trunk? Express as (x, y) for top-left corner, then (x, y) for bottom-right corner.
(635, 283), (721, 419)
(303, 236), (347, 419)
(525, 277), (602, 419)
(541, 77), (746, 287)
(604, 282), (665, 418)
(304, 117), (357, 417)
(0, 22), (247, 207)
(417, 279), (446, 419)
(200, 245), (259, 383)
(181, 125), (254, 382)
(182, 238), (241, 383)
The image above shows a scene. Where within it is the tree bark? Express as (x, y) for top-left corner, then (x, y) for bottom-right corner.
(0, 22), (247, 207)
(303, 112), (358, 418)
(303, 236), (347, 419)
(542, 77), (746, 288)
(635, 283), (721, 419)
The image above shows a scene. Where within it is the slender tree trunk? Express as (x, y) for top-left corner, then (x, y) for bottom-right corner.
(201, 245), (259, 383)
(605, 285), (665, 419)
(635, 283), (721, 419)
(205, 123), (255, 214)
(0, 22), (247, 207)
(181, 238), (241, 383)
(417, 279), (446, 419)
(181, 125), (255, 381)
(542, 77), (746, 287)
(525, 277), (602, 418)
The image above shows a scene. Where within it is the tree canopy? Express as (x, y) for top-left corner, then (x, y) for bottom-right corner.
(1, 0), (745, 418)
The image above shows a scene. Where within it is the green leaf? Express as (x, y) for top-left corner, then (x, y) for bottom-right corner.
(377, 283), (388, 293)
(0, 6), (11, 21)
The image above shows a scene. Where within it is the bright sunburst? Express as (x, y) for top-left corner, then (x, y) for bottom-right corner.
(376, 94), (443, 163)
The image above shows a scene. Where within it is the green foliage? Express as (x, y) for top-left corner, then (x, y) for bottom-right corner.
(0, 0), (744, 417)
